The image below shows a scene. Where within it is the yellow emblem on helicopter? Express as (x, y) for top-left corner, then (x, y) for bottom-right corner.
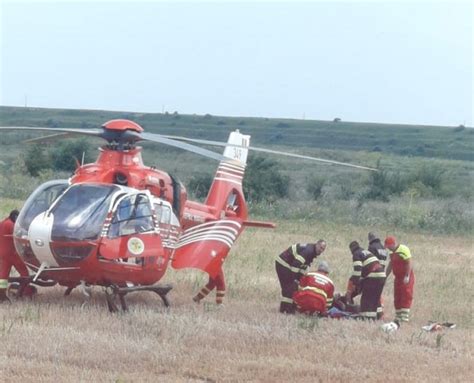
(127, 237), (145, 255)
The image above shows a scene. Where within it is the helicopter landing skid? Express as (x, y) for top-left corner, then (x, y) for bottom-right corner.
(104, 284), (173, 313)
(7, 276), (57, 298)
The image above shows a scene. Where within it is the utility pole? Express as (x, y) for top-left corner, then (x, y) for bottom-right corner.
(24, 94), (28, 107)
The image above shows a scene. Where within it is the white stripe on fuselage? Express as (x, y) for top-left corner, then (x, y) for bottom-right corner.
(28, 212), (59, 266)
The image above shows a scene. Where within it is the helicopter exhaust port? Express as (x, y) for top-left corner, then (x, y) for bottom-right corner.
(114, 171), (128, 186)
(103, 283), (173, 312)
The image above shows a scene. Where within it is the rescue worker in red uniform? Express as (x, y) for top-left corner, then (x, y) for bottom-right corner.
(293, 261), (334, 316)
(0, 210), (30, 303)
(193, 268), (226, 305)
(275, 240), (327, 314)
(345, 241), (385, 320)
(385, 236), (415, 322)
(368, 232), (388, 319)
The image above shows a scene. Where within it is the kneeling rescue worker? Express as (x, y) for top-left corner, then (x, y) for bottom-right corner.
(293, 261), (334, 315)
(345, 241), (385, 320)
(275, 240), (327, 314)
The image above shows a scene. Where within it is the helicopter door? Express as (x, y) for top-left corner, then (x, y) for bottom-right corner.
(99, 194), (163, 261)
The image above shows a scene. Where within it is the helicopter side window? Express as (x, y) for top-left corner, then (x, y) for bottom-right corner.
(153, 203), (172, 239)
(154, 204), (171, 224)
(109, 194), (154, 238)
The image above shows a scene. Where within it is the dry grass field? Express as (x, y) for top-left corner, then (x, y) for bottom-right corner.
(0, 220), (472, 382)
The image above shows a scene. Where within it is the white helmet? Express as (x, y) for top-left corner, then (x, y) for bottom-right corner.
(381, 321), (400, 334)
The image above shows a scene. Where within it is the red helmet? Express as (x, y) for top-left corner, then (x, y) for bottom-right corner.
(384, 236), (397, 248)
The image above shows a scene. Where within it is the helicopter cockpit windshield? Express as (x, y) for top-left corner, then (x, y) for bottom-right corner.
(15, 180), (69, 239)
(50, 184), (119, 241)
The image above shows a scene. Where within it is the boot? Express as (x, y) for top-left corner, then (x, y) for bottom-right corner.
(193, 286), (211, 304)
(0, 288), (11, 303)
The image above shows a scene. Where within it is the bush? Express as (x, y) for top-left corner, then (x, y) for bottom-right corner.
(188, 173), (213, 199)
(243, 156), (289, 203)
(411, 164), (445, 194)
(306, 176), (325, 200)
(363, 169), (407, 202)
(50, 139), (93, 172)
(24, 144), (51, 176)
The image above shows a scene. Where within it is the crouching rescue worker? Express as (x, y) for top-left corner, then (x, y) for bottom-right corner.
(193, 268), (226, 305)
(0, 210), (31, 303)
(293, 261), (334, 316)
(368, 232), (389, 319)
(275, 240), (327, 314)
(385, 236), (415, 323)
(345, 241), (385, 320)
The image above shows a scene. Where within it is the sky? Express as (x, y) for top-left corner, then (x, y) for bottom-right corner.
(1, 0), (472, 126)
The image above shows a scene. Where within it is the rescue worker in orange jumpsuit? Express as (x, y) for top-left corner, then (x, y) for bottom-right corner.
(275, 240), (327, 314)
(345, 241), (385, 320)
(384, 236), (415, 322)
(0, 210), (30, 303)
(293, 261), (334, 316)
(193, 268), (226, 305)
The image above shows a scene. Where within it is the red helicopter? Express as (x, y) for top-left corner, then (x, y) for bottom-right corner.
(0, 119), (376, 311)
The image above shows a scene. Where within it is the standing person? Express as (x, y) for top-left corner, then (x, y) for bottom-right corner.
(384, 236), (415, 323)
(275, 240), (327, 314)
(368, 232), (389, 319)
(345, 241), (385, 320)
(193, 268), (226, 305)
(0, 210), (30, 303)
(293, 261), (334, 316)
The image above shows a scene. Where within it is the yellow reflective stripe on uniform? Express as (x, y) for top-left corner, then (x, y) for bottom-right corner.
(216, 290), (225, 295)
(359, 311), (377, 318)
(294, 254), (306, 265)
(307, 272), (333, 285)
(326, 298), (333, 308)
(353, 261), (362, 267)
(276, 255), (302, 273)
(396, 244), (412, 260)
(351, 271), (361, 277)
(301, 286), (328, 300)
(291, 244), (298, 255)
(0, 279), (8, 289)
(362, 256), (378, 266)
(281, 296), (293, 304)
(367, 272), (386, 278)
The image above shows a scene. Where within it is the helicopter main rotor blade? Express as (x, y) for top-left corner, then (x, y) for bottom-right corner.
(160, 134), (378, 171)
(23, 132), (77, 144)
(0, 126), (102, 137)
(140, 132), (226, 162)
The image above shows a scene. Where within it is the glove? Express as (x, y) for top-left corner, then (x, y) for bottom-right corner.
(403, 275), (410, 284)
